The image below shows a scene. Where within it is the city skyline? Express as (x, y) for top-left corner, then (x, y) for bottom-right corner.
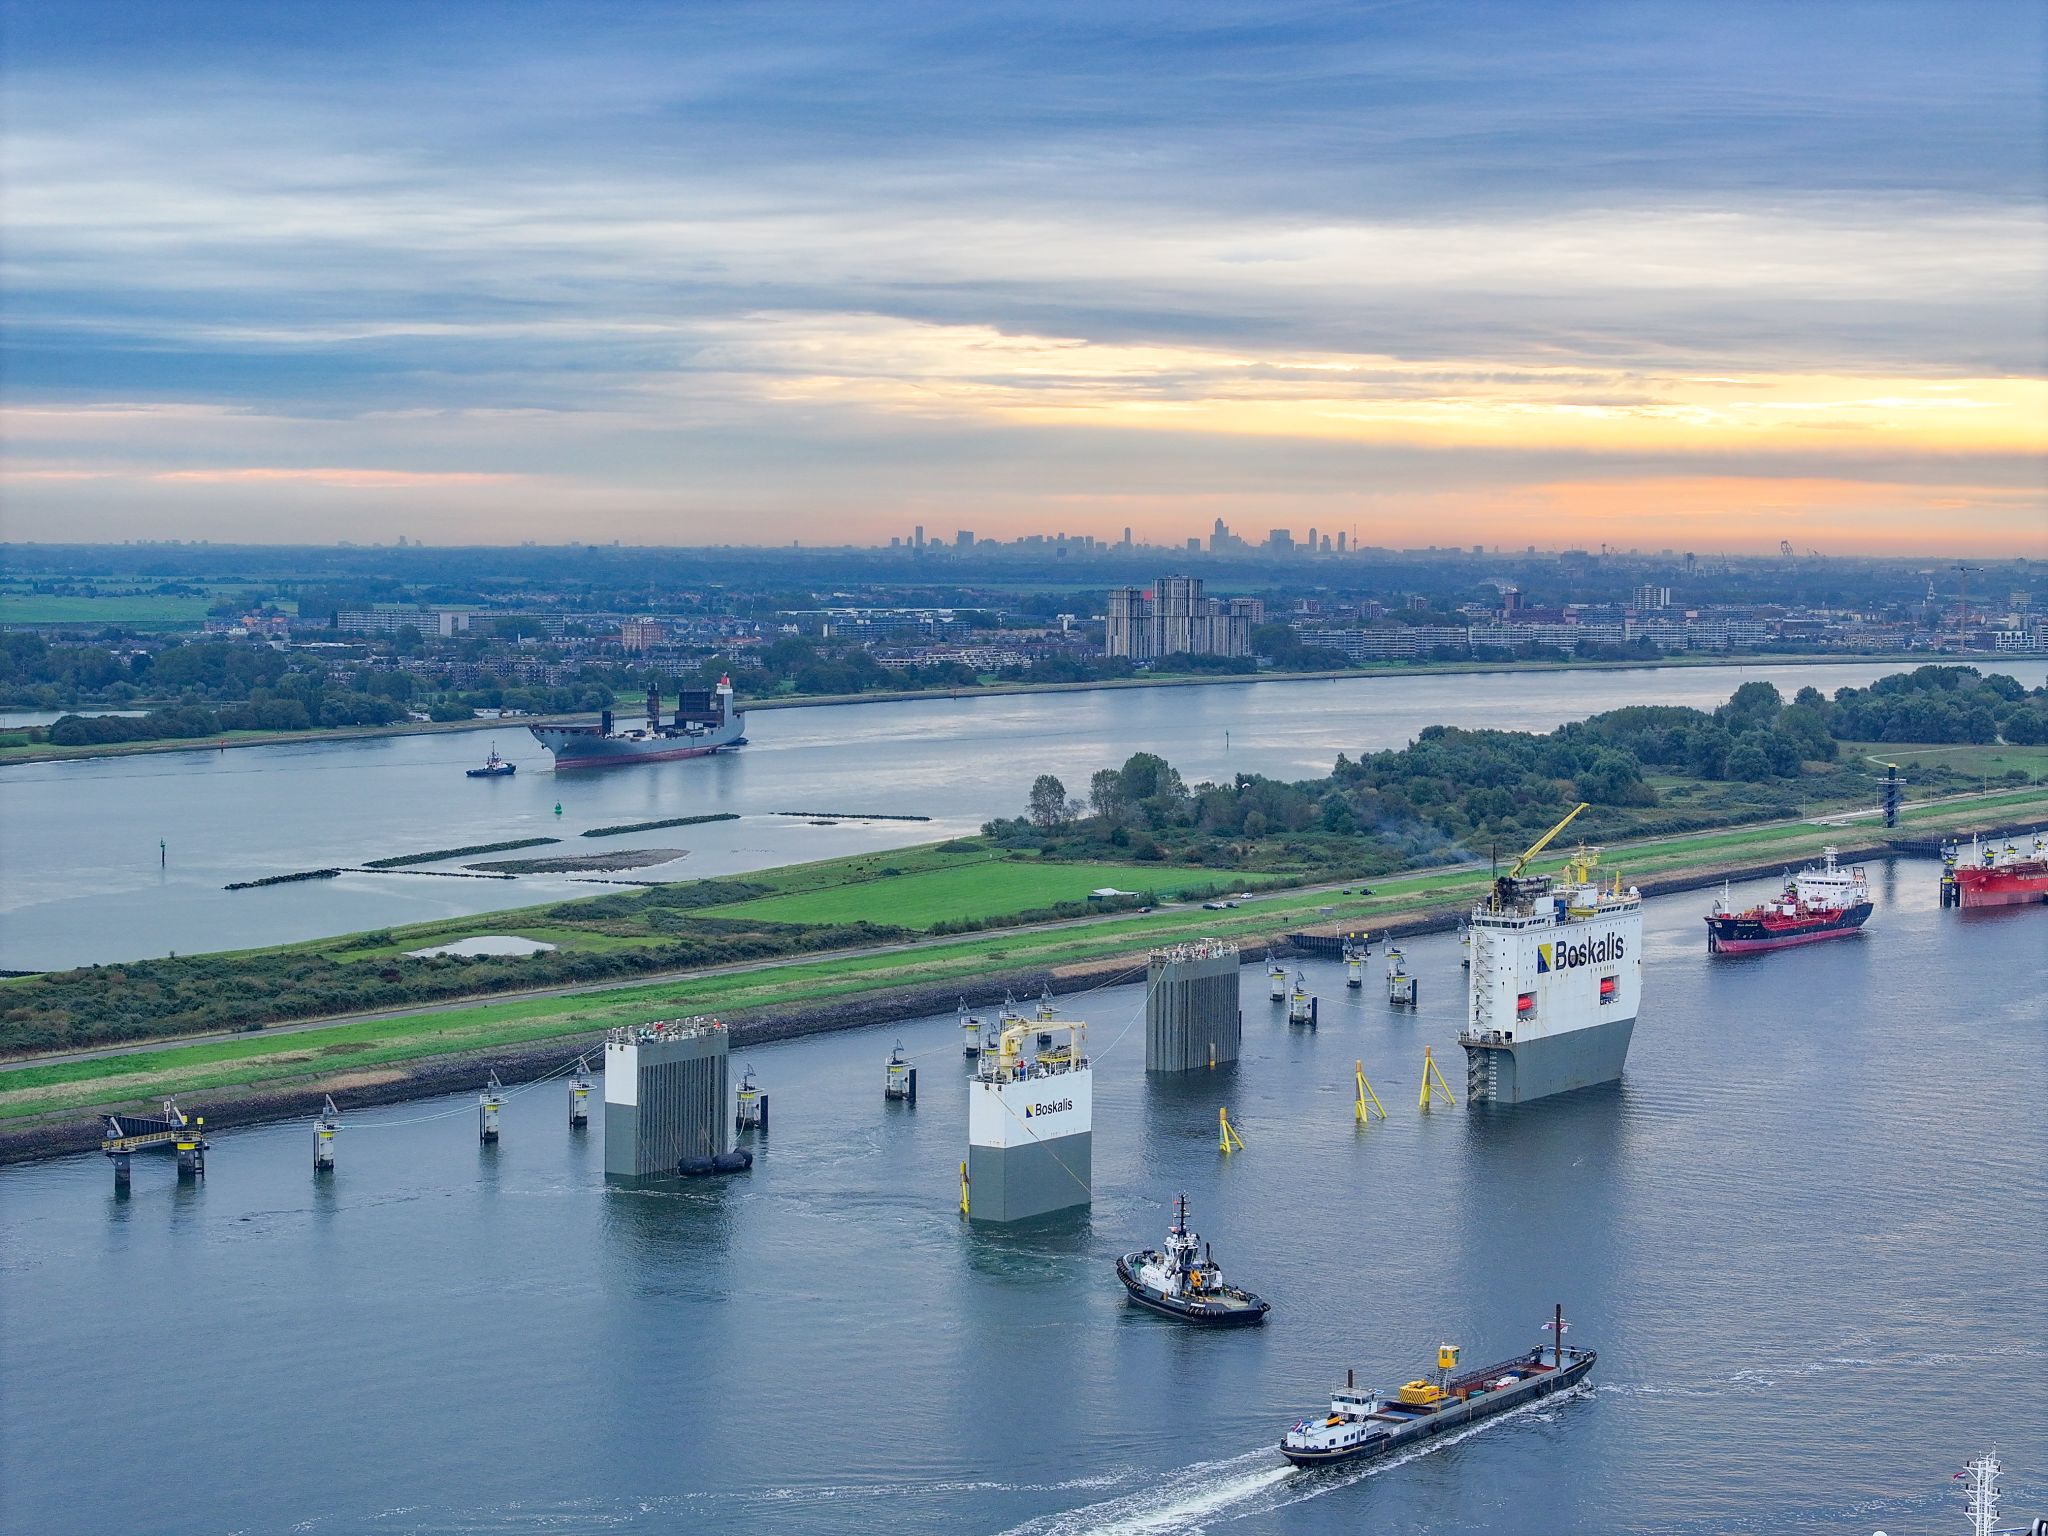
(4, 2), (2044, 555)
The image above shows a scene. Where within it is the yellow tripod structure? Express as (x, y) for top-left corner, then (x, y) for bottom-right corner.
(959, 1160), (970, 1217)
(1218, 1105), (1245, 1153)
(1419, 1046), (1458, 1109)
(1354, 1060), (1387, 1123)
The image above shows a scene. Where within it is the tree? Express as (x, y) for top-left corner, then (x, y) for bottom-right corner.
(1686, 724), (1733, 779)
(1027, 773), (1070, 830)
(1117, 752), (1174, 802)
(1718, 680), (1783, 731)
(1087, 768), (1128, 827)
(1725, 741), (1772, 782)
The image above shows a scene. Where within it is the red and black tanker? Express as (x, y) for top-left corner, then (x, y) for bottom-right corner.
(1705, 848), (1873, 955)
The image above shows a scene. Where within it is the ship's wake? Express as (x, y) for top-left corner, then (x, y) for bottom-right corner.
(998, 1384), (1591, 1536)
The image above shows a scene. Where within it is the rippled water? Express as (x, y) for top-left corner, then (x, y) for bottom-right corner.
(10, 658), (2040, 969)
(4, 860), (2042, 1533)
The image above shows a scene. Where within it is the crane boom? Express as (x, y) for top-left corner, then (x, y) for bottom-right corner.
(1510, 803), (1589, 878)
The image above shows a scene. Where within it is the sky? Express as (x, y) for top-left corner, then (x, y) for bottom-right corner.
(2, 1), (2044, 555)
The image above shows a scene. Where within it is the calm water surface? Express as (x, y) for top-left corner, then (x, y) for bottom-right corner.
(4, 864), (2042, 1534)
(8, 659), (2040, 969)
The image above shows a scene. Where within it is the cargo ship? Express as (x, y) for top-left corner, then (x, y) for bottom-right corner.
(964, 1010), (1090, 1224)
(1460, 804), (1643, 1104)
(1279, 1305), (1593, 1466)
(1941, 832), (2048, 909)
(1116, 1194), (1269, 1327)
(529, 678), (745, 768)
(1704, 847), (1873, 954)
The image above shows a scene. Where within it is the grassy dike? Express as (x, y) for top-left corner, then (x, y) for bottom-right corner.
(5, 784), (2041, 1146)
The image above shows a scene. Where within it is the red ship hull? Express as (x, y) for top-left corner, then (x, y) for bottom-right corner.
(1705, 900), (1873, 954)
(1953, 865), (2048, 908)
(1707, 923), (1867, 954)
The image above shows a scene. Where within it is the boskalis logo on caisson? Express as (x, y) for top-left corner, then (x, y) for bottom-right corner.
(1536, 933), (1625, 974)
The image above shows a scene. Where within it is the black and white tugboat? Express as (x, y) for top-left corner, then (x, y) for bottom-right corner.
(1116, 1195), (1270, 1327)
(465, 745), (516, 778)
(1279, 1305), (1593, 1466)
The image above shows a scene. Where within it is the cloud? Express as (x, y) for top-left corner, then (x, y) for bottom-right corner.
(0, 0), (2042, 548)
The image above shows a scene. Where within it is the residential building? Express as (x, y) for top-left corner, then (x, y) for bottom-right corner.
(1103, 577), (1263, 660)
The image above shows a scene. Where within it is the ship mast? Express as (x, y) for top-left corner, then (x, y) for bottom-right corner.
(1960, 1449), (2000, 1536)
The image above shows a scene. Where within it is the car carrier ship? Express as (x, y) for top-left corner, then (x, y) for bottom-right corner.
(1460, 804), (1642, 1104)
(1941, 832), (2048, 909)
(1279, 1305), (1593, 1466)
(1704, 847), (1873, 953)
(529, 677), (745, 768)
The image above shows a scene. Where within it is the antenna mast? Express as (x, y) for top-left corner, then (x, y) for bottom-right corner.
(1961, 1450), (2001, 1536)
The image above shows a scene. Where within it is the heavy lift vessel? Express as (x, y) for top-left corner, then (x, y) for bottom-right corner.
(1459, 805), (1643, 1104)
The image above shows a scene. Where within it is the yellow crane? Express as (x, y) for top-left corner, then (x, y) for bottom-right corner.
(1508, 802), (1589, 879)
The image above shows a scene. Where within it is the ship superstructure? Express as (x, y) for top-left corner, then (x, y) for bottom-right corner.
(1461, 805), (1642, 1104)
(530, 677), (745, 768)
(965, 1010), (1090, 1224)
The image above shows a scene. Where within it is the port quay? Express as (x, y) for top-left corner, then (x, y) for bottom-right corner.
(5, 858), (2042, 1534)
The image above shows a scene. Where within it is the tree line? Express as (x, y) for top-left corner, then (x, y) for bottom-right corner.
(993, 668), (2042, 874)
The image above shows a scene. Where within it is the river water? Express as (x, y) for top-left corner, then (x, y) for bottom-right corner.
(3, 863), (2042, 1534)
(8, 659), (2041, 971)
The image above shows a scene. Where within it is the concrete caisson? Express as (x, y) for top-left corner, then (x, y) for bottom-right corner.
(604, 1018), (730, 1180)
(1144, 940), (1241, 1072)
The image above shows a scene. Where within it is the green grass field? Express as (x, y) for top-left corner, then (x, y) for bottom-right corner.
(702, 857), (1268, 928)
(1840, 740), (2048, 781)
(0, 592), (214, 629)
(6, 787), (2043, 1125)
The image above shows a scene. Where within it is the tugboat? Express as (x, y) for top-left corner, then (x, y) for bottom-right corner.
(465, 745), (516, 778)
(1279, 1305), (1594, 1466)
(1116, 1195), (1270, 1327)
(1705, 847), (1872, 953)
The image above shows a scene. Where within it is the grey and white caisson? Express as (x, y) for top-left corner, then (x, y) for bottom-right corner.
(1460, 804), (1644, 1104)
(964, 1010), (1091, 1223)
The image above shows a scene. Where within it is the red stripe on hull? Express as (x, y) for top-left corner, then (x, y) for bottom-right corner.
(1709, 926), (1868, 954)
